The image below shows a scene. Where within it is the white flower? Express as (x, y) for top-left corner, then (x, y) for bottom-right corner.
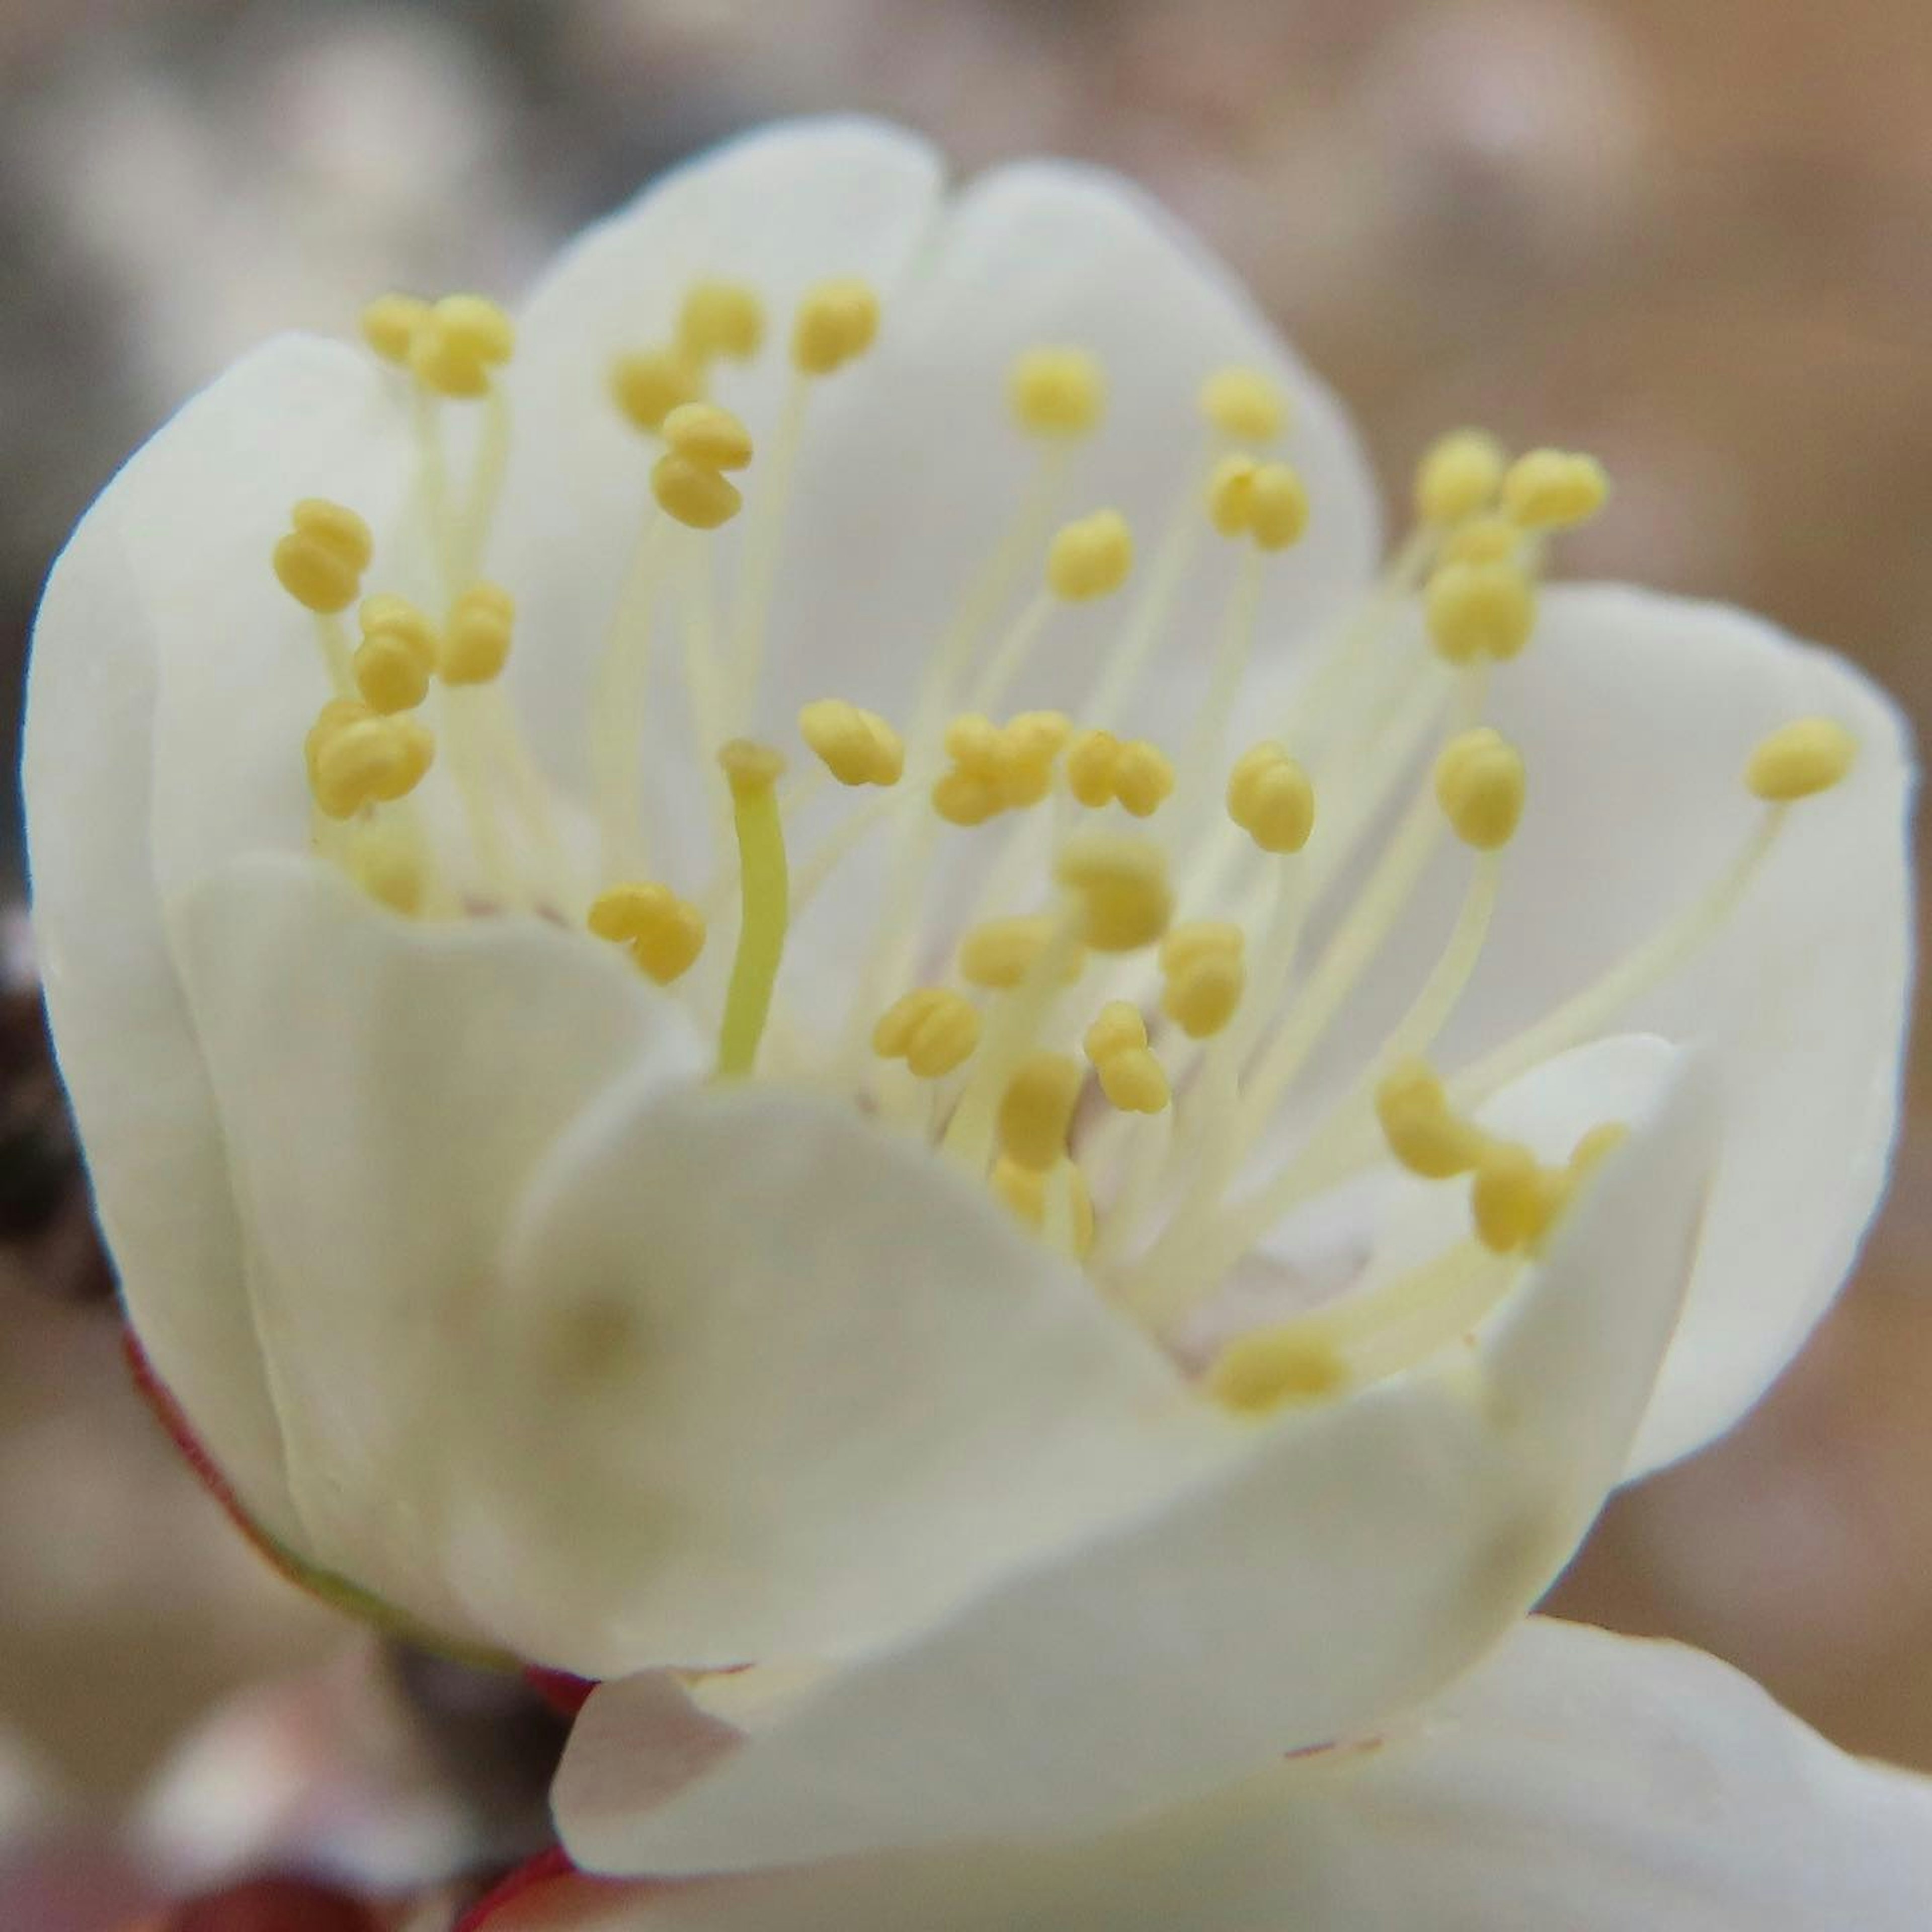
(25, 117), (1910, 1875)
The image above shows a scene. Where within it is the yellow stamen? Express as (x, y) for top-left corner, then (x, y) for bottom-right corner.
(410, 295), (515, 399)
(361, 293), (430, 366)
(1414, 429), (1506, 527)
(872, 987), (981, 1079)
(716, 741), (789, 1077)
(612, 348), (706, 434)
(1163, 949), (1245, 1040)
(678, 281), (766, 364)
(791, 278), (880, 376)
(353, 595), (437, 713)
(1375, 1059), (1486, 1178)
(1200, 366), (1286, 445)
(1425, 558), (1536, 665)
(1247, 463), (1310, 551)
(1055, 832), (1173, 952)
(653, 453), (743, 530)
(1065, 730), (1175, 817)
(1208, 1328), (1348, 1414)
(1083, 1001), (1170, 1113)
(1206, 454), (1258, 536)
(1046, 510), (1134, 601)
(663, 402), (754, 472)
(1434, 728), (1526, 849)
(1442, 513), (1520, 566)
(1011, 347), (1105, 438)
(587, 881), (707, 986)
(997, 1050), (1085, 1172)
(1226, 742), (1316, 854)
(1502, 448), (1609, 530)
(799, 699), (905, 787)
(959, 915), (1085, 991)
(310, 713), (434, 820)
(1746, 717), (1857, 801)
(439, 583), (516, 686)
(273, 499), (373, 615)
(346, 821), (429, 916)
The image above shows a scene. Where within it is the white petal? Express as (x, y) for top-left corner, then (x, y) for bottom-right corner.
(23, 335), (415, 1541)
(493, 117), (946, 789)
(167, 855), (706, 1647)
(506, 1620), (1932, 1932)
(558, 1047), (1717, 1874)
(461, 1082), (1235, 1676)
(1456, 586), (1911, 1472)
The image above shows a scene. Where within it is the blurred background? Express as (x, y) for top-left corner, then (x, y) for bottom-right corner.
(1, 0), (1928, 1922)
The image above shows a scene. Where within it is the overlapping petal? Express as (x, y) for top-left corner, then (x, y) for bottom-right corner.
(557, 1039), (1716, 1874)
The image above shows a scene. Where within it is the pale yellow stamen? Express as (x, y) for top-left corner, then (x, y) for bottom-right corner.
(439, 583), (516, 686)
(1200, 366), (1286, 444)
(653, 453), (743, 530)
(1011, 347), (1106, 438)
(273, 499), (373, 615)
(1426, 559), (1536, 665)
(716, 741), (789, 1077)
(1206, 454), (1258, 536)
(360, 293), (430, 366)
(1414, 430), (1507, 527)
(345, 820), (429, 916)
(612, 348), (706, 434)
(1247, 463), (1310, 552)
(1434, 728), (1526, 849)
(1502, 448), (1609, 530)
(1226, 742), (1316, 854)
(791, 278), (880, 376)
(353, 594), (437, 714)
(1163, 946), (1245, 1040)
(410, 295), (515, 399)
(1375, 1059), (1487, 1178)
(872, 987), (981, 1079)
(1065, 730), (1175, 817)
(1442, 513), (1520, 566)
(997, 1050), (1085, 1172)
(678, 281), (766, 364)
(799, 700), (905, 787)
(1056, 832), (1173, 953)
(588, 881), (707, 986)
(1084, 1001), (1170, 1114)
(1746, 717), (1857, 801)
(663, 402), (754, 472)
(309, 711), (435, 820)
(959, 915), (1085, 991)
(1046, 510), (1134, 601)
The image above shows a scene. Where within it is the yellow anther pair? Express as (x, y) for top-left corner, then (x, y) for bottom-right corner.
(678, 280), (766, 364)
(305, 699), (435, 821)
(613, 349), (706, 435)
(799, 699), (905, 787)
(1204, 455), (1309, 551)
(274, 500), (374, 615)
(1227, 742), (1317, 854)
(1374, 1060), (1488, 1179)
(1159, 921), (1245, 1039)
(353, 595), (438, 713)
(1200, 366), (1287, 445)
(588, 880), (707, 986)
(1066, 730), (1175, 818)
(1207, 1328), (1348, 1415)
(872, 987), (981, 1079)
(612, 283), (763, 434)
(441, 583), (517, 686)
(1048, 511), (1134, 601)
(364, 293), (515, 399)
(1056, 833), (1173, 953)
(997, 1050), (1085, 1172)
(1084, 1001), (1170, 1113)
(932, 711), (1070, 825)
(1425, 558), (1537, 665)
(653, 402), (755, 530)
(1746, 718), (1857, 802)
(1415, 430), (1507, 528)
(1011, 347), (1105, 438)
(1472, 1123), (1626, 1255)
(1435, 728), (1526, 850)
(1501, 449), (1610, 531)
(958, 915), (1085, 991)
(792, 278), (880, 376)
(992, 1157), (1095, 1259)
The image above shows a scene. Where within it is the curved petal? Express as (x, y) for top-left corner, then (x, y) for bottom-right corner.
(558, 1044), (1717, 1875)
(460, 1084), (1237, 1676)
(24, 335), (417, 1542)
(168, 856), (706, 1649)
(500, 1620), (1932, 1932)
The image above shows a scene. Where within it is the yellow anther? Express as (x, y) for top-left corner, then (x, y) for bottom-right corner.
(1746, 718), (1858, 802)
(1056, 832), (1172, 953)
(1005, 710), (1072, 761)
(1112, 740), (1176, 817)
(1201, 366), (1286, 445)
(997, 1050), (1085, 1172)
(1471, 1141), (1566, 1254)
(273, 499), (374, 615)
(1442, 513), (1520, 567)
(1066, 730), (1123, 808)
(1226, 741), (1316, 854)
(1084, 1000), (1149, 1065)
(791, 277), (880, 376)
(799, 699), (904, 787)
(871, 987), (981, 1079)
(1375, 1059), (1487, 1179)
(932, 768), (1002, 827)
(653, 452), (743, 530)
(717, 738), (786, 801)
(1158, 919), (1244, 979)
(360, 293), (430, 366)
(311, 715), (433, 820)
(944, 713), (1003, 774)
(1434, 728), (1526, 850)
(1163, 950), (1245, 1040)
(663, 402), (753, 472)
(1415, 429), (1507, 527)
(439, 583), (516, 686)
(1098, 1043), (1170, 1114)
(410, 295), (515, 399)
(353, 594), (438, 713)
(992, 1157), (1095, 1259)
(1206, 454), (1258, 536)
(305, 697), (371, 787)
(1247, 463), (1310, 551)
(612, 348), (706, 434)
(1047, 510), (1134, 601)
(1206, 1326), (1348, 1414)
(1502, 448), (1610, 531)
(587, 882), (707, 985)
(1011, 347), (1106, 437)
(1425, 558), (1537, 666)
(958, 915), (1083, 991)
(677, 280), (766, 364)
(346, 823), (427, 916)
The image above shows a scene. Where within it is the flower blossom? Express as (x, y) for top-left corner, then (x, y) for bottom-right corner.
(24, 118), (1915, 1901)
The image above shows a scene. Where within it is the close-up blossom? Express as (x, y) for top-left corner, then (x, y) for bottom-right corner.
(19, 109), (1927, 1925)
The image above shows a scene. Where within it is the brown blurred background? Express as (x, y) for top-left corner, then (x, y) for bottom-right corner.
(0, 0), (1928, 1907)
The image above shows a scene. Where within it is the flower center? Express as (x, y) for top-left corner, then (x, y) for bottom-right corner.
(267, 276), (1857, 1414)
